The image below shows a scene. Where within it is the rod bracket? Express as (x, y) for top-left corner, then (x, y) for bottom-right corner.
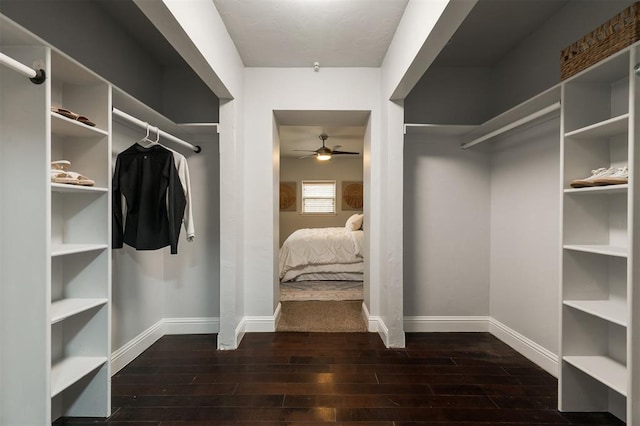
(194, 145), (202, 153)
(30, 68), (46, 85)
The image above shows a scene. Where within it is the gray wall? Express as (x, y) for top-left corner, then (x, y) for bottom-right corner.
(279, 156), (363, 247)
(406, 0), (635, 124)
(489, 117), (561, 354)
(489, 0), (635, 115)
(0, 0), (218, 123)
(403, 135), (491, 317)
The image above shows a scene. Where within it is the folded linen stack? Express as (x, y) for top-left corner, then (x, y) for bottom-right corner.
(570, 166), (628, 188)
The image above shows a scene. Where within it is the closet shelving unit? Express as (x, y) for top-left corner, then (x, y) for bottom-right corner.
(559, 46), (637, 423)
(1, 15), (111, 424)
(403, 85), (561, 149)
(403, 42), (640, 423)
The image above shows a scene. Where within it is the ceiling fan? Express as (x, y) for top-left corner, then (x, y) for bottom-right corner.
(294, 134), (359, 161)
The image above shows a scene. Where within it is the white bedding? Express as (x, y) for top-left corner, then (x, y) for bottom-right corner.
(279, 227), (364, 281)
(281, 261), (363, 282)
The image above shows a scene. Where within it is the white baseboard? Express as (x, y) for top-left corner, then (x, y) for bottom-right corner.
(164, 317), (220, 335)
(402, 315), (558, 377)
(111, 319), (164, 374)
(489, 317), (558, 377)
(244, 303), (281, 332)
(403, 316), (490, 332)
(111, 317), (220, 374)
(362, 302), (390, 344)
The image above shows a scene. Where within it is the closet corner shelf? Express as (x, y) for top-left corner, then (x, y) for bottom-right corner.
(563, 244), (628, 258)
(563, 299), (627, 327)
(564, 114), (629, 139)
(51, 298), (108, 324)
(51, 356), (107, 398)
(51, 183), (108, 194)
(563, 355), (627, 396)
(51, 243), (108, 257)
(564, 184), (628, 195)
(51, 112), (108, 138)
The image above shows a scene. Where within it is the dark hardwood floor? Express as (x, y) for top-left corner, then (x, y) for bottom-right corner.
(55, 332), (624, 425)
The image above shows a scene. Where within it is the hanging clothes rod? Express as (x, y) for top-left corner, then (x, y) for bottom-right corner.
(0, 51), (46, 84)
(461, 102), (561, 150)
(112, 107), (201, 153)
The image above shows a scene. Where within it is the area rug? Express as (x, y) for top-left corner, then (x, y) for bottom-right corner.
(280, 280), (363, 301)
(276, 300), (367, 332)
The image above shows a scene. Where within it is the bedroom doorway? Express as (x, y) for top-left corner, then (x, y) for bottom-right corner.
(274, 110), (368, 332)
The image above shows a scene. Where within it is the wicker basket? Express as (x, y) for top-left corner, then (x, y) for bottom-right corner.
(560, 2), (640, 80)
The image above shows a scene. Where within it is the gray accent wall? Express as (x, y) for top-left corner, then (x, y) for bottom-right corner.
(0, 0), (218, 123)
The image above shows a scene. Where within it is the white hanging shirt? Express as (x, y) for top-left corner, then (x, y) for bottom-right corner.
(168, 148), (195, 242)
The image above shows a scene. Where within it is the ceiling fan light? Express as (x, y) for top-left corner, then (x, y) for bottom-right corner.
(317, 153), (331, 161)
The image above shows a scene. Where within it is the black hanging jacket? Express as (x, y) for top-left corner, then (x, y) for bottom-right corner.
(113, 144), (186, 254)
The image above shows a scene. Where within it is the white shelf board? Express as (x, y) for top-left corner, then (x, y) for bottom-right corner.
(51, 243), (108, 257)
(461, 85), (561, 148)
(51, 112), (108, 137)
(51, 183), (108, 194)
(176, 122), (219, 135)
(51, 298), (108, 324)
(563, 355), (627, 396)
(563, 244), (628, 258)
(112, 88), (217, 139)
(564, 184), (628, 195)
(50, 356), (107, 397)
(564, 114), (629, 139)
(403, 124), (476, 136)
(563, 299), (627, 327)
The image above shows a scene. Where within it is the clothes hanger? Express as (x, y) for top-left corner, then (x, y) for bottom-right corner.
(136, 124), (160, 148)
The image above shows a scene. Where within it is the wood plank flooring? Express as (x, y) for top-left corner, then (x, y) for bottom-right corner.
(55, 332), (624, 425)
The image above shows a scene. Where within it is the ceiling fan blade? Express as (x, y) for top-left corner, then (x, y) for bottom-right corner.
(298, 154), (317, 159)
(332, 150), (359, 155)
(293, 149), (318, 152)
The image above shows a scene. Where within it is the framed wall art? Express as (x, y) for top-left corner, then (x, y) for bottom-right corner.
(342, 181), (363, 211)
(279, 181), (297, 211)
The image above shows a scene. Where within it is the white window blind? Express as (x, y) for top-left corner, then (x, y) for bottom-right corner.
(302, 180), (336, 214)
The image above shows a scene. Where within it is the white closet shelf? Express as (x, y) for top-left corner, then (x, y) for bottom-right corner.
(51, 298), (107, 324)
(403, 124), (477, 136)
(563, 355), (627, 396)
(564, 114), (629, 139)
(51, 356), (107, 397)
(563, 299), (627, 327)
(460, 85), (561, 149)
(51, 112), (108, 137)
(564, 185), (628, 195)
(51, 183), (108, 194)
(51, 243), (108, 257)
(563, 244), (628, 257)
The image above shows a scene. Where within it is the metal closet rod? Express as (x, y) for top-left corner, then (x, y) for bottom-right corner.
(0, 51), (46, 84)
(112, 107), (201, 153)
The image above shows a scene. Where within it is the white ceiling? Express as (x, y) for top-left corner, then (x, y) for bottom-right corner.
(209, 0), (569, 158)
(212, 0), (409, 68)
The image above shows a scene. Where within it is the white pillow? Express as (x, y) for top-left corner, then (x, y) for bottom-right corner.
(345, 213), (364, 231)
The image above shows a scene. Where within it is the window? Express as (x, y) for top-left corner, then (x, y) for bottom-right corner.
(302, 180), (336, 214)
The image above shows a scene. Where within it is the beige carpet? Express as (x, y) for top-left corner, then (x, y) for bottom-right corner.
(280, 280), (363, 301)
(276, 300), (367, 332)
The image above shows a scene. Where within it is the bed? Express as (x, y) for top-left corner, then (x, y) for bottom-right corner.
(279, 214), (364, 282)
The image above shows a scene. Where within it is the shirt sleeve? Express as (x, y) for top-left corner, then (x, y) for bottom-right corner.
(172, 151), (195, 241)
(166, 154), (187, 254)
(112, 154), (124, 249)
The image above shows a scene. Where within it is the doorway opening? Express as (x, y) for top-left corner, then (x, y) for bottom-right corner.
(274, 110), (370, 332)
